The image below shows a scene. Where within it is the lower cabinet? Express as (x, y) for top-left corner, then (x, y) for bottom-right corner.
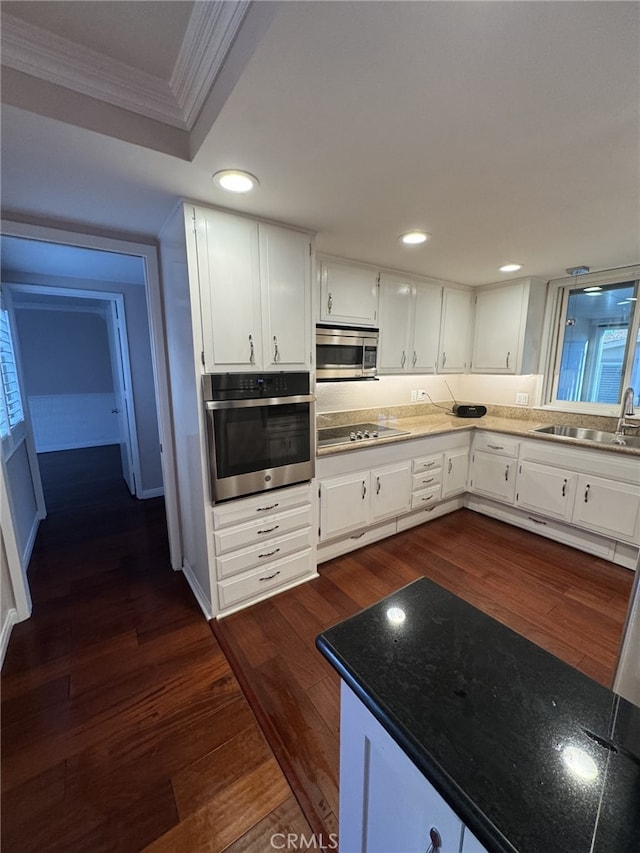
(572, 474), (640, 541)
(469, 450), (517, 503)
(339, 681), (487, 853)
(212, 483), (316, 616)
(515, 460), (575, 520)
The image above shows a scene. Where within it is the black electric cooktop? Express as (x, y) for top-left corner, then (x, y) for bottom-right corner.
(317, 421), (410, 448)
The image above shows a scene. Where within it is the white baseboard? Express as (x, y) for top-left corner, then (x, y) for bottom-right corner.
(0, 608), (18, 669)
(139, 486), (164, 499)
(22, 510), (44, 569)
(181, 559), (214, 620)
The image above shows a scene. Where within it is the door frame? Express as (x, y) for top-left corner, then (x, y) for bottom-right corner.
(0, 219), (182, 573)
(6, 283), (143, 496)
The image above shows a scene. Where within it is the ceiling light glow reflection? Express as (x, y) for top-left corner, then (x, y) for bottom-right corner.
(400, 231), (430, 245)
(213, 170), (258, 193)
(562, 746), (598, 782)
(386, 606), (406, 625)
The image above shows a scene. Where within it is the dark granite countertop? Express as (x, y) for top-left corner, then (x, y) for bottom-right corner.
(316, 578), (640, 853)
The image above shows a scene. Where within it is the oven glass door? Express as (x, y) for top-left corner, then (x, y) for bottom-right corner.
(212, 402), (311, 480)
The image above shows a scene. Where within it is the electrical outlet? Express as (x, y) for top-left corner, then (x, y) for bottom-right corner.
(417, 390), (427, 401)
(515, 392), (529, 405)
(410, 390), (417, 402)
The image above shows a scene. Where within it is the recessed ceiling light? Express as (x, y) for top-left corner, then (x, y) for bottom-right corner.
(582, 286), (602, 292)
(212, 169), (259, 193)
(400, 231), (430, 245)
(499, 263), (523, 273)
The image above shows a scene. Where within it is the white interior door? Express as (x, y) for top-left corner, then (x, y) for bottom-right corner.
(107, 299), (138, 495)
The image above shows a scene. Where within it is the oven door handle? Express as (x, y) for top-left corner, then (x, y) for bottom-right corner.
(205, 394), (316, 411)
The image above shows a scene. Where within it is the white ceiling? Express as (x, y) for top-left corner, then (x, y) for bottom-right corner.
(1, 1), (639, 286)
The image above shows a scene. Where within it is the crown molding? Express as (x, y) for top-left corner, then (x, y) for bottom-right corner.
(0, 4), (250, 132)
(171, 1), (250, 129)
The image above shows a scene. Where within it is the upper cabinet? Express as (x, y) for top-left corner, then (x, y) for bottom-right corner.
(195, 206), (312, 372)
(470, 277), (547, 374)
(318, 258), (379, 327)
(439, 287), (473, 373)
(378, 274), (441, 374)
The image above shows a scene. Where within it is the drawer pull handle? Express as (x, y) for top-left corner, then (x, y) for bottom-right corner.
(401, 350), (406, 368)
(527, 516), (548, 526)
(423, 461), (436, 468)
(448, 458), (453, 474)
(258, 548), (281, 559)
(421, 495), (434, 502)
(350, 531), (366, 540)
(362, 481), (367, 499)
(376, 476), (381, 494)
(488, 444), (504, 450)
(257, 525), (279, 535)
(422, 478), (435, 484)
(256, 503), (279, 512)
(584, 484), (590, 503)
(562, 478), (567, 497)
(259, 570), (281, 582)
(505, 464), (510, 481)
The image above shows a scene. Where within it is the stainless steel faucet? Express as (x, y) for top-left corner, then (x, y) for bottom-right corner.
(616, 386), (637, 435)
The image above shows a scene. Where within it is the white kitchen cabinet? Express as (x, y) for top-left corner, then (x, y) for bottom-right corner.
(318, 258), (379, 326)
(470, 277), (547, 374)
(212, 482), (316, 615)
(378, 274), (441, 374)
(439, 286), (473, 373)
(340, 682), (464, 853)
(319, 462), (411, 540)
(195, 206), (312, 372)
(515, 460), (575, 521)
(442, 447), (469, 498)
(469, 450), (517, 503)
(259, 223), (311, 369)
(572, 474), (640, 543)
(371, 461), (412, 521)
(319, 471), (371, 541)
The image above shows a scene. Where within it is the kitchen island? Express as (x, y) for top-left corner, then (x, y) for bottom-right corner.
(316, 577), (640, 853)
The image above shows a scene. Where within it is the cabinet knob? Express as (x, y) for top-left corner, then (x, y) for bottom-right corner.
(426, 826), (442, 852)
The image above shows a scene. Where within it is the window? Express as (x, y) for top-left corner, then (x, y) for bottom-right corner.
(547, 270), (640, 413)
(0, 307), (25, 440)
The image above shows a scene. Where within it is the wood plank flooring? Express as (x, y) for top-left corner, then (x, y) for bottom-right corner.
(3, 448), (633, 850)
(1, 447), (311, 853)
(214, 509), (635, 844)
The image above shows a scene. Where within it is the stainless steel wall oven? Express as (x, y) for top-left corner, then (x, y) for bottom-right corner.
(203, 372), (315, 503)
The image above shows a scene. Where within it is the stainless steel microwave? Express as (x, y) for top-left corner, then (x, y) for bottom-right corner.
(315, 324), (379, 380)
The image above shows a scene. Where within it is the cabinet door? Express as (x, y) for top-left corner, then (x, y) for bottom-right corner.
(572, 475), (640, 541)
(319, 260), (379, 326)
(371, 462), (411, 521)
(410, 284), (442, 373)
(515, 461), (574, 520)
(340, 682), (463, 853)
(196, 208), (262, 372)
(378, 274), (412, 372)
(196, 208), (262, 371)
(471, 283), (525, 373)
(442, 448), (469, 498)
(469, 451), (516, 503)
(319, 472), (370, 541)
(439, 288), (472, 373)
(260, 224), (311, 369)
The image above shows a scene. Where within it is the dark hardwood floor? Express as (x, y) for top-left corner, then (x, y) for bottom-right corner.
(1, 447), (311, 853)
(214, 510), (634, 844)
(3, 448), (633, 850)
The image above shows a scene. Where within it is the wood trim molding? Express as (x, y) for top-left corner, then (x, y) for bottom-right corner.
(0, 3), (250, 131)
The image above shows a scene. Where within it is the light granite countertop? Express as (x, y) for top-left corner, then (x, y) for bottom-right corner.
(317, 409), (640, 458)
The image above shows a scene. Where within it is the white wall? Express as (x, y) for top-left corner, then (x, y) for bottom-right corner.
(6, 273), (163, 495)
(15, 308), (120, 451)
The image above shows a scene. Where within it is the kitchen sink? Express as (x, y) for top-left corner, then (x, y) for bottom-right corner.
(532, 424), (640, 449)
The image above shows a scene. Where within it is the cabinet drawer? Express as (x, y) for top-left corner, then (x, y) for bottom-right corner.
(411, 485), (441, 510)
(217, 548), (313, 610)
(473, 434), (519, 457)
(216, 526), (313, 580)
(412, 471), (442, 492)
(214, 504), (313, 554)
(412, 453), (443, 474)
(212, 483), (311, 529)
